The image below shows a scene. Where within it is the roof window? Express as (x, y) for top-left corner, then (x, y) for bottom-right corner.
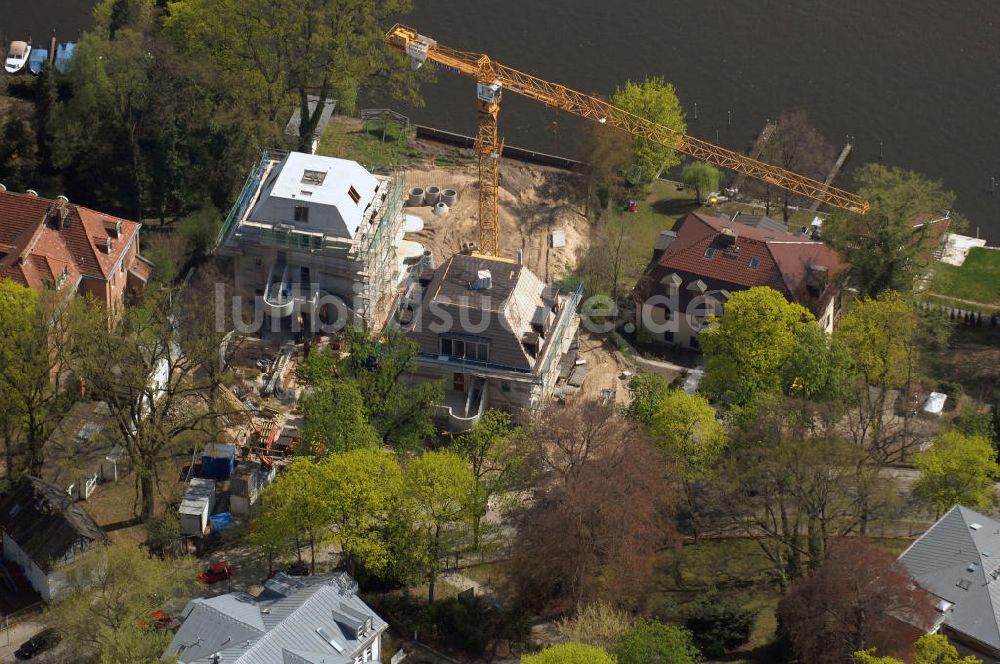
(749, 257), (760, 269)
(347, 186), (361, 204)
(301, 169), (327, 186)
(704, 247), (716, 259)
(971, 523), (983, 530)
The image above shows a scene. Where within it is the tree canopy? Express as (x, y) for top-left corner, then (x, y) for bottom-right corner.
(613, 620), (701, 664)
(649, 389), (726, 480)
(826, 163), (957, 296)
(610, 76), (686, 185)
(913, 430), (999, 517)
(47, 541), (197, 662)
(700, 287), (815, 410)
(681, 161), (721, 203)
(521, 643), (616, 664)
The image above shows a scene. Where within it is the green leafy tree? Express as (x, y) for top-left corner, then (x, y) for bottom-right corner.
(98, 625), (176, 664)
(522, 643), (616, 664)
(854, 634), (983, 664)
(165, 0), (423, 149)
(610, 76), (686, 185)
(914, 430), (999, 517)
(649, 389), (726, 480)
(248, 502), (296, 578)
(404, 450), (475, 602)
(835, 291), (948, 468)
(682, 588), (758, 657)
(451, 409), (530, 548)
(0, 280), (73, 482)
(306, 329), (444, 450)
(626, 372), (672, 425)
(46, 542), (197, 662)
(323, 448), (405, 577)
(782, 323), (854, 403)
(300, 378), (381, 457)
(826, 163), (956, 296)
(257, 458), (333, 568)
(681, 161), (721, 204)
(613, 620), (701, 664)
(700, 287), (815, 410)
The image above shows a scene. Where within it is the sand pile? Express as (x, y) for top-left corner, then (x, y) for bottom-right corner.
(402, 160), (591, 282)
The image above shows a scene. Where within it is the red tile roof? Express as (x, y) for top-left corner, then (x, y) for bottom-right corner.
(0, 190), (140, 292)
(638, 212), (844, 316)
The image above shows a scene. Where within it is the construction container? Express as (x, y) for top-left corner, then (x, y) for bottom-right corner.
(179, 478), (216, 536)
(229, 461), (262, 517)
(201, 443), (236, 480)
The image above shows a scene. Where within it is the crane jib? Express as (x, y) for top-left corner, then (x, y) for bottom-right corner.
(385, 23), (871, 250)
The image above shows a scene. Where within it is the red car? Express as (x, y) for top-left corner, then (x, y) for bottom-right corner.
(199, 561), (233, 584)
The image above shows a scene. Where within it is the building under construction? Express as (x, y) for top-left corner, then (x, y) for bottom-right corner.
(218, 150), (423, 334)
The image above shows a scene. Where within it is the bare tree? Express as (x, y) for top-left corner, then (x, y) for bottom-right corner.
(744, 110), (835, 220)
(70, 268), (239, 521)
(512, 402), (678, 614)
(778, 539), (935, 664)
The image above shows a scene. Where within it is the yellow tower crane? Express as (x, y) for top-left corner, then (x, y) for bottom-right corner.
(386, 24), (869, 257)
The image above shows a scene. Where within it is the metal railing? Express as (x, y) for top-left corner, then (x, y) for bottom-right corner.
(215, 149), (282, 250)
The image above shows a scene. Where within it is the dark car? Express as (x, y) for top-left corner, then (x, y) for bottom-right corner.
(15, 627), (60, 660)
(285, 560), (312, 576)
(198, 561), (233, 584)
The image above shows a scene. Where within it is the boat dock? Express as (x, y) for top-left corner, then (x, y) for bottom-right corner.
(732, 120), (777, 190)
(808, 142), (853, 211)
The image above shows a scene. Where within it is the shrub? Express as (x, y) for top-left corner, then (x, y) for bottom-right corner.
(682, 588), (758, 657)
(614, 620), (700, 664)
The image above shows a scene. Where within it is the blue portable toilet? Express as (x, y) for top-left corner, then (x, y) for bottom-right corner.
(201, 443), (236, 480)
(210, 512), (236, 532)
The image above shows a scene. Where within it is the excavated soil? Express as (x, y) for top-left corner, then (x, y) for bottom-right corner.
(401, 160), (592, 283)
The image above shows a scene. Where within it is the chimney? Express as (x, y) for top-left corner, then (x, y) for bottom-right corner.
(25, 189), (38, 198)
(653, 230), (677, 258)
(0, 183), (6, 193)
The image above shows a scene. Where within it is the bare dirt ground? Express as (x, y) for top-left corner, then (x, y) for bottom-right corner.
(401, 160), (592, 284)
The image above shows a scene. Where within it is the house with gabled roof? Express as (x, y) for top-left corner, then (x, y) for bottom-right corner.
(0, 186), (151, 319)
(402, 252), (582, 430)
(0, 476), (108, 602)
(165, 571), (386, 664)
(898, 505), (1000, 661)
(632, 211), (844, 349)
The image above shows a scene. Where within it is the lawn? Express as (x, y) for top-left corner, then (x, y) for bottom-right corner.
(317, 116), (422, 170)
(930, 247), (1000, 309)
(651, 538), (781, 664)
(608, 179), (698, 285)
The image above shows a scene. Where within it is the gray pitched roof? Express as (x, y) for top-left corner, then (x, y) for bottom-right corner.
(407, 253), (560, 371)
(898, 505), (1000, 651)
(166, 572), (386, 664)
(0, 476), (108, 572)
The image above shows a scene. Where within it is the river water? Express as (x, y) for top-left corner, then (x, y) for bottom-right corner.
(4, 0), (1000, 241)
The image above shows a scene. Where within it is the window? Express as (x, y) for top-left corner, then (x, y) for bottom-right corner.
(254, 257), (263, 268)
(500, 383), (511, 393)
(689, 335), (700, 349)
(749, 257), (760, 269)
(110, 272), (116, 288)
(664, 330), (674, 343)
(704, 247), (716, 259)
(347, 186), (361, 204)
(656, 303), (672, 321)
(440, 336), (489, 363)
(294, 205), (309, 223)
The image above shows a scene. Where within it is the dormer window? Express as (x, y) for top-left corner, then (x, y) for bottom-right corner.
(347, 186), (361, 205)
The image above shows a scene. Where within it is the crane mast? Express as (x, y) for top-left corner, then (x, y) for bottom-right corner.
(387, 24), (869, 257)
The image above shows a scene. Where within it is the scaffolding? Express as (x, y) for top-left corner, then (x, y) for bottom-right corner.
(220, 149), (407, 333)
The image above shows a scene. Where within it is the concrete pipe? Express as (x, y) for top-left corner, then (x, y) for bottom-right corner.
(425, 186), (441, 205)
(432, 202), (449, 216)
(407, 187), (425, 206)
(440, 188), (458, 205)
